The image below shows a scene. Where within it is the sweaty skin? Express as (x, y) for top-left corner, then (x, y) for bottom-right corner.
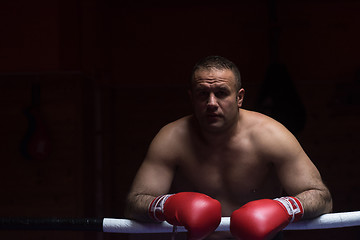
(125, 68), (332, 239)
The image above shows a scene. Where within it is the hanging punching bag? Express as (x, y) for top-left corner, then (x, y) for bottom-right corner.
(256, 0), (306, 136)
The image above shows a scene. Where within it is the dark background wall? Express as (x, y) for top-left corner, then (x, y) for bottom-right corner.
(1, 0), (360, 239)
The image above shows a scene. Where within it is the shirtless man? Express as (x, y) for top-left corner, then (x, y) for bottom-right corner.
(125, 56), (332, 240)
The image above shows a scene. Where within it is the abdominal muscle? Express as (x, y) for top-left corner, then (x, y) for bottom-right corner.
(171, 155), (282, 216)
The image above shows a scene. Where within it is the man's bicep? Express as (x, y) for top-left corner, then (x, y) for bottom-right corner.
(129, 126), (179, 197)
(268, 128), (325, 195)
(130, 158), (175, 197)
(277, 151), (326, 196)
(276, 149), (333, 217)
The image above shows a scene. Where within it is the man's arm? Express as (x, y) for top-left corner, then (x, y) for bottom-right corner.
(230, 118), (333, 240)
(295, 186), (332, 219)
(277, 142), (332, 218)
(124, 125), (178, 221)
(260, 119), (332, 219)
(125, 121), (223, 239)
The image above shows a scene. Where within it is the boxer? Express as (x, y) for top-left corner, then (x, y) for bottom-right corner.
(125, 56), (332, 239)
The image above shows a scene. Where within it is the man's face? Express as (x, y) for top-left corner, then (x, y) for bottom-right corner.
(190, 68), (244, 133)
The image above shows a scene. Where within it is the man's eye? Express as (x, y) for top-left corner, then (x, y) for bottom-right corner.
(196, 91), (208, 98)
(216, 91), (228, 98)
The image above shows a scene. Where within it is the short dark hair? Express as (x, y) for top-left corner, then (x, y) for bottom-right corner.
(191, 56), (241, 90)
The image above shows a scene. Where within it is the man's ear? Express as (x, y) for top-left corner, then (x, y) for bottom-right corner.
(237, 88), (245, 107)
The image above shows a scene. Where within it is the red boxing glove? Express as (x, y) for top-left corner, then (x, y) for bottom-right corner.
(149, 192), (222, 240)
(230, 197), (303, 240)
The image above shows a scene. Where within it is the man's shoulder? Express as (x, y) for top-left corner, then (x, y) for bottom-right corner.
(242, 110), (300, 158)
(242, 110), (292, 143)
(166, 115), (192, 127)
(156, 115), (193, 141)
(242, 110), (280, 131)
(148, 116), (193, 159)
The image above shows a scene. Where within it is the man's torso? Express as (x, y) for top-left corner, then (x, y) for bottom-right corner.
(169, 111), (283, 216)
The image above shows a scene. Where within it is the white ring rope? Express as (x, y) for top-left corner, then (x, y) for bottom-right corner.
(1, 211), (360, 233)
(103, 211), (360, 233)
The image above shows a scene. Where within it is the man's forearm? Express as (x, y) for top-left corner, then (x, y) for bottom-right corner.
(296, 188), (333, 219)
(124, 193), (156, 222)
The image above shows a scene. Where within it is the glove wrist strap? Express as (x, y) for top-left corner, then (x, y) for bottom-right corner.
(274, 196), (304, 222)
(148, 194), (173, 222)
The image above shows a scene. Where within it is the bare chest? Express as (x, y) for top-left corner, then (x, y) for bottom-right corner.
(173, 146), (281, 215)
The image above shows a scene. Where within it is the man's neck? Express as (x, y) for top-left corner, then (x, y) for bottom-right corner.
(199, 116), (241, 147)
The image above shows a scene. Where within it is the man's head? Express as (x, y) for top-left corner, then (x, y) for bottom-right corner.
(189, 56), (245, 134)
(191, 56), (241, 91)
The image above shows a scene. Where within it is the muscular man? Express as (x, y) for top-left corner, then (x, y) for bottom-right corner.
(125, 56), (332, 240)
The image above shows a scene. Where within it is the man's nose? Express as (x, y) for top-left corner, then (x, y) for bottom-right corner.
(207, 93), (218, 109)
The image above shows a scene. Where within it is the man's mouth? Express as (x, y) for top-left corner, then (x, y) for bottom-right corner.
(206, 113), (221, 119)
